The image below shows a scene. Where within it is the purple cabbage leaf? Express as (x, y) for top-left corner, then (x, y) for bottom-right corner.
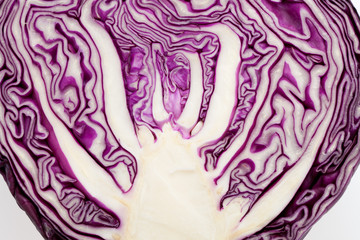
(1, 0), (360, 239)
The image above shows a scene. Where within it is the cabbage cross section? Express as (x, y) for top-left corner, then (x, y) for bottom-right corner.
(1, 0), (360, 240)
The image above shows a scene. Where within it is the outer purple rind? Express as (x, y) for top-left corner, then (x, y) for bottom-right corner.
(0, 153), (68, 240)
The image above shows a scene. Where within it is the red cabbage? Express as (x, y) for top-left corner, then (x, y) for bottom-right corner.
(1, 0), (360, 239)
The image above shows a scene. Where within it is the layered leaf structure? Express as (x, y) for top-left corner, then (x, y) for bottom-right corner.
(1, 0), (360, 239)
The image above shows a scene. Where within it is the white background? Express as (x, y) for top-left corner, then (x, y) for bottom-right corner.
(1, 1), (360, 239)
